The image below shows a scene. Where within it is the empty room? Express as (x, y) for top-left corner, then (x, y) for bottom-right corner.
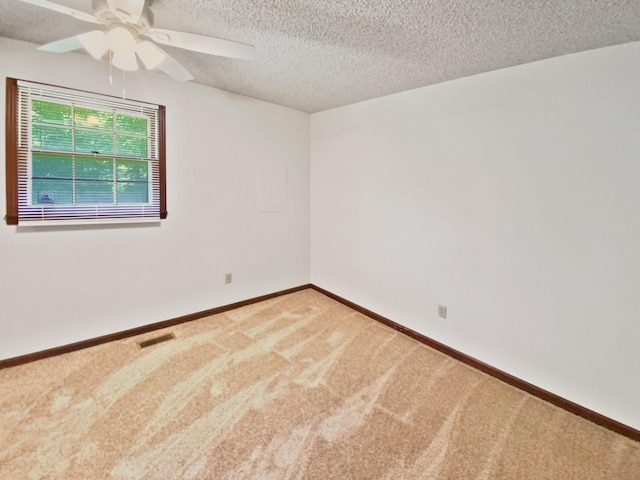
(1, 0), (639, 478)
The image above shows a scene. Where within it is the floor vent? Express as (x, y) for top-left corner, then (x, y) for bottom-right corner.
(138, 333), (176, 349)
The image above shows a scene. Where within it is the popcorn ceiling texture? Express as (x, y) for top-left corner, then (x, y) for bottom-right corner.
(1, 0), (640, 111)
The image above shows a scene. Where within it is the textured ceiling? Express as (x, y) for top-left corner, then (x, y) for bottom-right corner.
(1, 0), (640, 112)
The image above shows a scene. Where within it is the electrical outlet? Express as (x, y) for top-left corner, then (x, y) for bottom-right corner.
(225, 273), (232, 284)
(438, 305), (447, 319)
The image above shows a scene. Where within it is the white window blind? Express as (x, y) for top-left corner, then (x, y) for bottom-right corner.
(8, 79), (166, 225)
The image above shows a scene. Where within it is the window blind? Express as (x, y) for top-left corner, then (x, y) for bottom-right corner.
(7, 79), (166, 225)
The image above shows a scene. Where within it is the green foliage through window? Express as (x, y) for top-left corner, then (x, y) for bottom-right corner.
(30, 100), (150, 205)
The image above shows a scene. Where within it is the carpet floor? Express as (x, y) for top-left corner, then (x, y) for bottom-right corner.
(1, 289), (639, 479)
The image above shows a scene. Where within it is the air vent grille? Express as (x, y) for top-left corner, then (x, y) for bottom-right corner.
(138, 333), (176, 349)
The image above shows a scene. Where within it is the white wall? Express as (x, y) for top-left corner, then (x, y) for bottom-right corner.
(0, 38), (310, 360)
(4, 35), (640, 432)
(310, 42), (640, 429)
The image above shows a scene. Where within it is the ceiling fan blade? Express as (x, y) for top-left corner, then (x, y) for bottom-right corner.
(17, 0), (99, 24)
(154, 50), (194, 82)
(136, 42), (192, 81)
(106, 0), (145, 24)
(144, 28), (255, 60)
(38, 30), (108, 58)
(38, 35), (84, 53)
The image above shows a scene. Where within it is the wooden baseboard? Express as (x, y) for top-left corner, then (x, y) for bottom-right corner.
(0, 284), (311, 369)
(309, 284), (640, 443)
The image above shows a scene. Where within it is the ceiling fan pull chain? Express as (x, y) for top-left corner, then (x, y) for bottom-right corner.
(109, 50), (113, 86)
(122, 69), (126, 100)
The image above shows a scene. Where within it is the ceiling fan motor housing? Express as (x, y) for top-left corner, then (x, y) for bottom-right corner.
(92, 0), (154, 31)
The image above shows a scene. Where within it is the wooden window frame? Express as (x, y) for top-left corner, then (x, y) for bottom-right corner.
(5, 77), (167, 226)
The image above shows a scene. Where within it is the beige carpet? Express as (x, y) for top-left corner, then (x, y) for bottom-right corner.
(1, 289), (639, 479)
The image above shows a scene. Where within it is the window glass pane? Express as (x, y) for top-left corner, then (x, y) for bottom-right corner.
(76, 157), (114, 181)
(116, 113), (147, 135)
(117, 160), (148, 181)
(32, 153), (74, 205)
(75, 157), (115, 204)
(32, 125), (73, 151)
(76, 180), (114, 204)
(74, 106), (113, 131)
(75, 130), (114, 154)
(32, 153), (73, 179)
(117, 182), (148, 203)
(32, 100), (72, 126)
(117, 135), (148, 157)
(32, 179), (73, 204)
(117, 160), (148, 203)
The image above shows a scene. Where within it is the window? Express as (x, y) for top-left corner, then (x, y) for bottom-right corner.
(5, 78), (166, 225)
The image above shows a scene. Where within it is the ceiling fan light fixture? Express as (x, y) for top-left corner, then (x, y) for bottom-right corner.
(136, 41), (166, 70)
(111, 48), (138, 71)
(78, 30), (109, 59)
(107, 26), (138, 70)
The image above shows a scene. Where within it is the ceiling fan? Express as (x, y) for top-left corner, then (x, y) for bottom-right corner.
(17, 0), (256, 81)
